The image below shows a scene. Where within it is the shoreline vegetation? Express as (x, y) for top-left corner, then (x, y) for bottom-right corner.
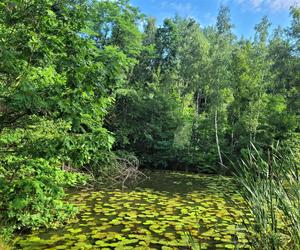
(0, 0), (299, 249)
(232, 144), (300, 250)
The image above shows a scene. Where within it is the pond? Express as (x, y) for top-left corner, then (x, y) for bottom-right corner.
(15, 171), (252, 249)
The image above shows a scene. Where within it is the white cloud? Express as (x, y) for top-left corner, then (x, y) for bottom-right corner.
(160, 1), (193, 15)
(269, 0), (300, 10)
(252, 0), (264, 9)
(237, 0), (300, 11)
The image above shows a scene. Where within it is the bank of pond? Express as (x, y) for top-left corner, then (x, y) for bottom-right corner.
(15, 171), (263, 249)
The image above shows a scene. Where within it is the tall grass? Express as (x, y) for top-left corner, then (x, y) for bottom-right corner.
(233, 142), (300, 250)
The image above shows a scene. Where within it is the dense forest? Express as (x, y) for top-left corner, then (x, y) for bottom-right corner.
(0, 0), (299, 249)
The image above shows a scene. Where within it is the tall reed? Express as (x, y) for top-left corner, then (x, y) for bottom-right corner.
(233, 143), (300, 250)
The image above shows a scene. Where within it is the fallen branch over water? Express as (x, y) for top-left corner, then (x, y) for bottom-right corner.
(81, 154), (149, 189)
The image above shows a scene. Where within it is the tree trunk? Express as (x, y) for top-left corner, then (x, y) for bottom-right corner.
(215, 110), (223, 167)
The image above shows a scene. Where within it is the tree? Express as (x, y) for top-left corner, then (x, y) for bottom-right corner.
(200, 6), (235, 169)
(0, 0), (137, 235)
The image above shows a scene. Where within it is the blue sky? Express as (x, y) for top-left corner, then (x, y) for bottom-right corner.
(131, 0), (300, 38)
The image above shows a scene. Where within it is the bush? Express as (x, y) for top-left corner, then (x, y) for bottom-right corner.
(0, 117), (88, 236)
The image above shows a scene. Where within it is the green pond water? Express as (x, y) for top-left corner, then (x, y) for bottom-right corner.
(15, 171), (253, 250)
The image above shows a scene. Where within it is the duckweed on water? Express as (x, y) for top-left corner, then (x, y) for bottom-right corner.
(15, 171), (252, 249)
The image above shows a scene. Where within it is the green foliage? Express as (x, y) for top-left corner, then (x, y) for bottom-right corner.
(1, 0), (300, 247)
(111, 86), (185, 168)
(88, 0), (143, 58)
(0, 117), (88, 235)
(0, 0), (138, 238)
(110, 6), (300, 173)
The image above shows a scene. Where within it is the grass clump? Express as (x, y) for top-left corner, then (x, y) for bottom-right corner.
(233, 142), (300, 250)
